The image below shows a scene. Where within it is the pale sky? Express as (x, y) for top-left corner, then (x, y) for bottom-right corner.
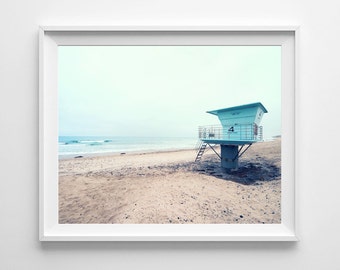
(58, 46), (281, 138)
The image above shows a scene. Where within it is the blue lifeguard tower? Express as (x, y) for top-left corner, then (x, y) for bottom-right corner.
(195, 102), (268, 169)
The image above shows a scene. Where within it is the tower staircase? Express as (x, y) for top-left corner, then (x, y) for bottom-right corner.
(195, 141), (207, 162)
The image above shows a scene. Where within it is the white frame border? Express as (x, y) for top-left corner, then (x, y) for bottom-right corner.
(39, 26), (298, 241)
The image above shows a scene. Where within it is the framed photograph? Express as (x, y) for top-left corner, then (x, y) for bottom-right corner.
(39, 26), (298, 241)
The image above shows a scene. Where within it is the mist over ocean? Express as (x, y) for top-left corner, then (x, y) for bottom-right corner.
(59, 136), (197, 157)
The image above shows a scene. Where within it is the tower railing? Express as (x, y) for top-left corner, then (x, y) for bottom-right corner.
(198, 123), (263, 141)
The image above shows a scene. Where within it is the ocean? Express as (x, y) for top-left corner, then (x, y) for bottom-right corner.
(59, 136), (198, 157)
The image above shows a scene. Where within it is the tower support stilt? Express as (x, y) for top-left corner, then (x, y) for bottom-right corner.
(221, 145), (239, 169)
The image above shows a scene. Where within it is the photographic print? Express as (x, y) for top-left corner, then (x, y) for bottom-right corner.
(58, 45), (281, 224)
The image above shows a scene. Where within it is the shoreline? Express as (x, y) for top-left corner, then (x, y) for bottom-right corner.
(58, 146), (198, 160)
(59, 138), (281, 224)
(58, 138), (276, 160)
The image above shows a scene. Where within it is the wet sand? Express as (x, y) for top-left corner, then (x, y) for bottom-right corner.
(59, 138), (281, 224)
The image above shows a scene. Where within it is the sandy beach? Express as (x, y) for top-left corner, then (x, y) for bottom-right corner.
(59, 138), (281, 224)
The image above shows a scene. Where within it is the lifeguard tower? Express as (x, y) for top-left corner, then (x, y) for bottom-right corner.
(195, 102), (268, 169)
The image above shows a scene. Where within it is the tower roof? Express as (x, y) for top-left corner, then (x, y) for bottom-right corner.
(207, 102), (268, 115)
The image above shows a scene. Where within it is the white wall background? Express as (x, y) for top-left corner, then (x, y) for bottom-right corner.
(1, 1), (340, 269)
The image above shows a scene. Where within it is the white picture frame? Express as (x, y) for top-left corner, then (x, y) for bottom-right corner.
(39, 26), (298, 241)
